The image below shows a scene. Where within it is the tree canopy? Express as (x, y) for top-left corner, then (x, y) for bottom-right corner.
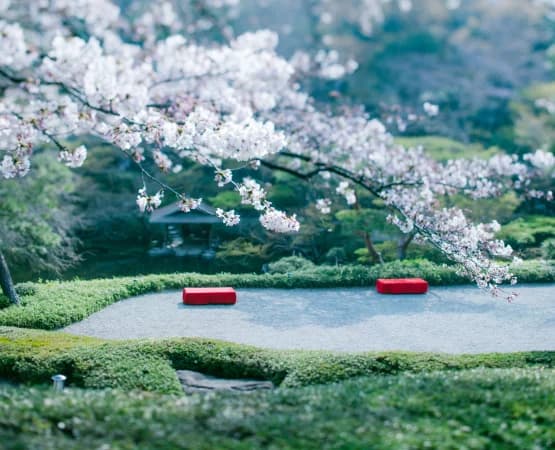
(0, 0), (554, 300)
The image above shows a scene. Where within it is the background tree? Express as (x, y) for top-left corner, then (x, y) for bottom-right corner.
(0, 0), (553, 300)
(0, 153), (80, 304)
(335, 208), (388, 264)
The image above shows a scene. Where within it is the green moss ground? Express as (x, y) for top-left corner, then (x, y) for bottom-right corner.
(1, 326), (553, 393)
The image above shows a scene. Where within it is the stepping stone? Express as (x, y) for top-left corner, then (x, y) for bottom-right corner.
(176, 370), (274, 393)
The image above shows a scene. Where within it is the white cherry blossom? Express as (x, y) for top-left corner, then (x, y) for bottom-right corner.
(0, 0), (551, 297)
(216, 208), (240, 226)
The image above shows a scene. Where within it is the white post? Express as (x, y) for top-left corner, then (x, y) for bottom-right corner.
(52, 374), (67, 391)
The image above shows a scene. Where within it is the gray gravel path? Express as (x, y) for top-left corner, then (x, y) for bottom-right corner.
(63, 284), (555, 353)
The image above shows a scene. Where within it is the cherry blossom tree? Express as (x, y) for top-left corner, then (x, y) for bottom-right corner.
(0, 0), (553, 304)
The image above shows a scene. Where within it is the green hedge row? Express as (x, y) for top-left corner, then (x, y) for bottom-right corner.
(1, 259), (553, 330)
(1, 326), (554, 393)
(1, 368), (554, 449)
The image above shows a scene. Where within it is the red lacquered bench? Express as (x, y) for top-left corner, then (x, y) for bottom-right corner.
(376, 278), (428, 294)
(182, 287), (237, 305)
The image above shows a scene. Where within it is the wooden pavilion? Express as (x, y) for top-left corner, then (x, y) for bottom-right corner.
(148, 202), (220, 258)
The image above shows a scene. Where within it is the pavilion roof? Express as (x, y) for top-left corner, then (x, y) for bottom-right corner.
(149, 201), (220, 224)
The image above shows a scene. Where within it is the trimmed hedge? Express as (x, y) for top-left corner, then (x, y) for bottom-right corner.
(1, 259), (553, 330)
(267, 256), (316, 273)
(1, 326), (554, 393)
(1, 368), (554, 449)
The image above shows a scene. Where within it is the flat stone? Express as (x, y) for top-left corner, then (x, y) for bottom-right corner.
(176, 370), (274, 393)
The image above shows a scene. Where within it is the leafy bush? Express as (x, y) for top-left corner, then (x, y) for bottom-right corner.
(267, 256), (315, 274)
(497, 216), (555, 249)
(1, 368), (554, 449)
(509, 259), (555, 283)
(14, 283), (37, 297)
(0, 296), (9, 310)
(208, 191), (242, 210)
(324, 247), (347, 265)
(355, 242), (450, 264)
(214, 238), (271, 273)
(541, 239), (555, 260)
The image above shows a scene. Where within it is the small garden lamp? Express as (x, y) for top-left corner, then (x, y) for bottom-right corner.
(51, 374), (67, 391)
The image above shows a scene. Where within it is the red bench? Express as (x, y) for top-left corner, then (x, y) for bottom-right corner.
(182, 287), (237, 305)
(376, 278), (428, 294)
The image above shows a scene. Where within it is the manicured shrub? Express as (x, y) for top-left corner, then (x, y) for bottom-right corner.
(267, 256), (315, 274)
(509, 259), (555, 283)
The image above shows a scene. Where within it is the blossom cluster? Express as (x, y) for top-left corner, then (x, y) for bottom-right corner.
(336, 182), (357, 205)
(179, 197), (202, 213)
(216, 208), (240, 226)
(136, 187), (163, 213)
(259, 208), (300, 233)
(315, 198), (332, 214)
(266, 101), (553, 297)
(58, 145), (88, 168)
(0, 0), (301, 234)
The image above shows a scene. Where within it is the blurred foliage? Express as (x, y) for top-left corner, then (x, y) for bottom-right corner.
(1, 367), (554, 449)
(323, 0), (552, 148)
(214, 238), (273, 272)
(512, 82), (555, 154)
(497, 216), (555, 251)
(335, 208), (393, 236)
(444, 192), (520, 224)
(324, 247), (348, 265)
(267, 183), (307, 209)
(0, 153), (80, 280)
(542, 239), (555, 260)
(208, 191), (242, 210)
(355, 242), (450, 265)
(395, 136), (499, 161)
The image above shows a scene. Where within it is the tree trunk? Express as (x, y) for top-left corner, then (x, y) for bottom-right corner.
(397, 232), (415, 260)
(363, 231), (384, 264)
(0, 250), (19, 305)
